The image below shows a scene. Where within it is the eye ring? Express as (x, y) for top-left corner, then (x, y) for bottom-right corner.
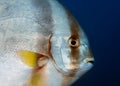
(68, 39), (80, 48)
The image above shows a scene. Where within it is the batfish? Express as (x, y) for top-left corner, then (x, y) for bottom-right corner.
(0, 0), (94, 86)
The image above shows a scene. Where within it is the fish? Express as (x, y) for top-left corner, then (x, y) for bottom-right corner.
(0, 0), (94, 86)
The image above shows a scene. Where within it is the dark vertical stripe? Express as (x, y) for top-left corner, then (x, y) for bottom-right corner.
(66, 10), (80, 68)
(62, 9), (81, 86)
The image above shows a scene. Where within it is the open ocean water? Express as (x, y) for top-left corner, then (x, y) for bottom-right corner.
(59, 0), (120, 86)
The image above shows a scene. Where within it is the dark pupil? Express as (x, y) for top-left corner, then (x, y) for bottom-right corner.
(71, 40), (76, 45)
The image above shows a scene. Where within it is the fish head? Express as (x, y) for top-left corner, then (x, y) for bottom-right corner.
(50, 8), (94, 75)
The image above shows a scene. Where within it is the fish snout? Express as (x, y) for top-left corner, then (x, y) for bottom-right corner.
(77, 57), (94, 72)
(83, 57), (94, 64)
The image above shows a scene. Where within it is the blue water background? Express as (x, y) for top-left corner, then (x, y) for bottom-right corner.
(59, 0), (120, 86)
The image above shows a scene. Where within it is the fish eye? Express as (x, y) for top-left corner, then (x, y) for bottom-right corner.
(71, 40), (76, 45)
(69, 39), (80, 48)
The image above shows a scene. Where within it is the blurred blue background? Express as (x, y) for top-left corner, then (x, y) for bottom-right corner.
(59, 0), (120, 86)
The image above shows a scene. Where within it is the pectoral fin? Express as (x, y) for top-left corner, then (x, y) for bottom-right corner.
(17, 50), (48, 68)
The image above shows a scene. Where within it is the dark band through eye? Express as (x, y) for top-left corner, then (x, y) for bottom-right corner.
(71, 40), (76, 45)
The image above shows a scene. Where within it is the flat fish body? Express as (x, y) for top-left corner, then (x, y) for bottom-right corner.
(0, 0), (94, 86)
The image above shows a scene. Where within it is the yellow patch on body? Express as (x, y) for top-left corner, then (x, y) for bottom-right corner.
(28, 72), (41, 86)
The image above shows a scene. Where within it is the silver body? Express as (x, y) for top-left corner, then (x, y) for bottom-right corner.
(0, 0), (94, 86)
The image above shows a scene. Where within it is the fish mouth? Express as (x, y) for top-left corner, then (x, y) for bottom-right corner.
(50, 55), (94, 75)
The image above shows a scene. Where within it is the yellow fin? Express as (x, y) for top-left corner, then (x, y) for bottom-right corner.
(17, 50), (39, 67)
